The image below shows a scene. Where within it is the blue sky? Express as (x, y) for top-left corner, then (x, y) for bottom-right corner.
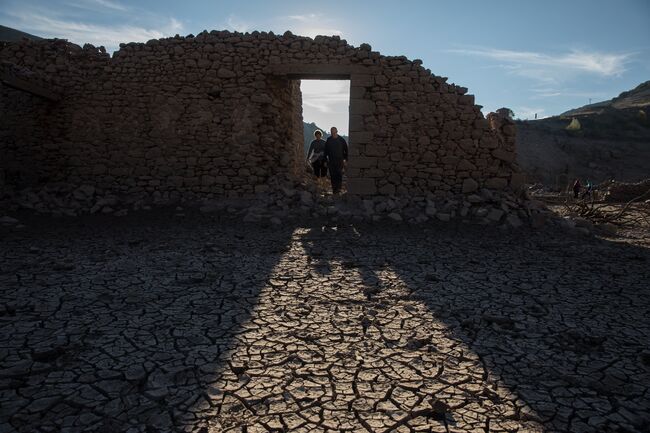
(2, 0), (649, 132)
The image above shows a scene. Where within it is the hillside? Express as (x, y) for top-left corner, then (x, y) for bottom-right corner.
(516, 81), (650, 187)
(562, 80), (650, 116)
(0, 25), (42, 42)
(303, 122), (348, 155)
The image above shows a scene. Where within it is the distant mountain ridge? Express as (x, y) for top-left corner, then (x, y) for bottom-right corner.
(562, 80), (650, 116)
(303, 122), (349, 155)
(0, 25), (42, 42)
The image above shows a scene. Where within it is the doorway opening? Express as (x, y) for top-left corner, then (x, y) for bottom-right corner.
(300, 80), (350, 157)
(297, 79), (350, 193)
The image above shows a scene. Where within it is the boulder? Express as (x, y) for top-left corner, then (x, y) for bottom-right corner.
(485, 177), (508, 190)
(387, 212), (402, 221)
(299, 191), (313, 205)
(281, 187), (296, 198)
(487, 208), (504, 222)
(506, 214), (522, 228)
(491, 148), (515, 163)
(530, 212), (548, 229)
(0, 216), (19, 225)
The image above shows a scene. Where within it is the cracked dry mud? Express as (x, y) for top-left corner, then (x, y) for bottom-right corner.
(1, 212), (649, 433)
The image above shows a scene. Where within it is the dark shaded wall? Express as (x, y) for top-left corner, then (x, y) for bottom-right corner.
(0, 31), (517, 201)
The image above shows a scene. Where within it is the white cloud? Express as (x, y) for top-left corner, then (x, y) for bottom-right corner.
(287, 14), (319, 22)
(531, 88), (609, 100)
(513, 106), (546, 120)
(448, 47), (633, 78)
(7, 10), (183, 53)
(64, 0), (128, 12)
(88, 0), (127, 11)
(219, 13), (342, 39)
(301, 80), (350, 133)
(282, 13), (342, 38)
(226, 14), (251, 33)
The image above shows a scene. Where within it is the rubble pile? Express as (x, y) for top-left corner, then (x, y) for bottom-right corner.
(1, 177), (559, 232)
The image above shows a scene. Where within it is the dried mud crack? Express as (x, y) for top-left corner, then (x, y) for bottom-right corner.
(1, 212), (649, 432)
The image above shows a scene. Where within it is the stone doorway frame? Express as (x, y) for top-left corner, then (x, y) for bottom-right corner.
(268, 64), (376, 195)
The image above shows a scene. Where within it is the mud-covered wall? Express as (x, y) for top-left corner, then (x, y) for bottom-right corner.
(0, 31), (517, 202)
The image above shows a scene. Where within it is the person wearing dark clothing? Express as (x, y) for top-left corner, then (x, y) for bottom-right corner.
(581, 179), (593, 199)
(324, 127), (348, 194)
(572, 179), (581, 199)
(307, 130), (327, 178)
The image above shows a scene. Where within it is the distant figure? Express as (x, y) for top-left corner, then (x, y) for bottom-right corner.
(324, 126), (348, 194)
(582, 179), (593, 199)
(307, 130), (327, 179)
(572, 178), (581, 199)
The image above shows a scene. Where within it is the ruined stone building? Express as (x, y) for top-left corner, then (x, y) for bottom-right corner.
(0, 30), (518, 205)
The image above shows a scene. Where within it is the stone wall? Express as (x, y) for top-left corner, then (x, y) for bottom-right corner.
(0, 31), (518, 205)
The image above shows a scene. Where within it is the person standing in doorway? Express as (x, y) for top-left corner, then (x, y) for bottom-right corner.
(572, 178), (581, 199)
(307, 130), (327, 182)
(324, 126), (348, 194)
(582, 179), (593, 200)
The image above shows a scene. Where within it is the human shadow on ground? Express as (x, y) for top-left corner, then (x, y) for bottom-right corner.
(0, 210), (297, 432)
(299, 223), (650, 432)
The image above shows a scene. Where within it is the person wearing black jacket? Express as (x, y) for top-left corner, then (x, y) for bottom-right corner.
(306, 130), (327, 178)
(323, 126), (348, 194)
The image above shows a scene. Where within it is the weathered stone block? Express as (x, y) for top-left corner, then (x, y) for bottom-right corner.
(462, 178), (479, 193)
(485, 177), (507, 190)
(347, 178), (377, 195)
(349, 86), (366, 98)
(487, 208), (504, 221)
(457, 159), (476, 171)
(441, 155), (459, 165)
(510, 173), (526, 190)
(350, 99), (375, 115)
(458, 138), (475, 153)
(502, 124), (516, 136)
(350, 156), (378, 169)
(378, 183), (396, 195)
(349, 115), (365, 132)
(351, 74), (374, 87)
(349, 131), (373, 144)
(365, 146), (387, 157)
(492, 148), (515, 163)
(217, 68), (236, 78)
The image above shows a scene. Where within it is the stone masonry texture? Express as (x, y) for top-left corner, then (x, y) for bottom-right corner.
(0, 31), (517, 202)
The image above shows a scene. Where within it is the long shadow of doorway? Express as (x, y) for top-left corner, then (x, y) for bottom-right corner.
(298, 223), (650, 432)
